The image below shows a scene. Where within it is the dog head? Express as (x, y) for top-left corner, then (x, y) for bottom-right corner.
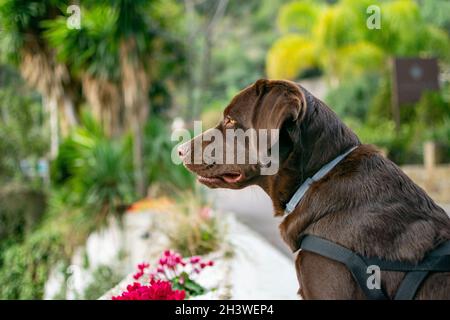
(178, 79), (307, 189)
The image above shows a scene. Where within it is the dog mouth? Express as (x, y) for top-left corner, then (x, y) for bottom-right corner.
(197, 172), (244, 184)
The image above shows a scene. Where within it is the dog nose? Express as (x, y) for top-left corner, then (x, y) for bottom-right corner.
(178, 143), (191, 159)
(178, 146), (185, 158)
(177, 141), (192, 162)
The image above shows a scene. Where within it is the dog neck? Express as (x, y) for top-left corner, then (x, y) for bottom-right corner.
(260, 86), (359, 222)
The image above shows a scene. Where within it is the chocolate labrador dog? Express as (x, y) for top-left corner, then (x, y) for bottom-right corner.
(178, 79), (450, 299)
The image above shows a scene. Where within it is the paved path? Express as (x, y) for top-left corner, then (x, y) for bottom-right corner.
(226, 215), (299, 299)
(442, 204), (450, 215)
(210, 186), (450, 259)
(210, 186), (293, 258)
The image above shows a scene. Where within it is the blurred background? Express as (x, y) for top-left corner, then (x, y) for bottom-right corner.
(0, 0), (449, 299)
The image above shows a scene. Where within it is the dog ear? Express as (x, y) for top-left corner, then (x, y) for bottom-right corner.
(254, 78), (269, 96)
(279, 94), (305, 125)
(265, 82), (306, 130)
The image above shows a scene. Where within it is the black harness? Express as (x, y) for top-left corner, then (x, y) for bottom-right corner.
(284, 146), (450, 299)
(298, 234), (450, 299)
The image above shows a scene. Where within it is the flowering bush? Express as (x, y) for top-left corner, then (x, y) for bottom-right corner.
(167, 195), (221, 257)
(132, 262), (150, 280)
(112, 250), (214, 300)
(112, 280), (185, 300)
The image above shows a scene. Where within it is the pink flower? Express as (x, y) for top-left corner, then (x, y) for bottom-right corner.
(199, 207), (212, 219)
(190, 256), (201, 264)
(126, 282), (141, 292)
(137, 262), (150, 271)
(113, 250), (216, 300)
(157, 266), (165, 273)
(112, 280), (185, 300)
(133, 270), (144, 280)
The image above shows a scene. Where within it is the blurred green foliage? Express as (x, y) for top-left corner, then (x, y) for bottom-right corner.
(325, 74), (381, 120)
(0, 66), (48, 184)
(167, 192), (221, 257)
(52, 112), (135, 213)
(186, 0), (284, 117)
(0, 228), (66, 299)
(81, 265), (123, 300)
(0, 111), (134, 299)
(0, 185), (46, 246)
(144, 117), (195, 194)
(0, 0), (194, 299)
(268, 0), (450, 80)
(268, 0), (449, 164)
(342, 87), (450, 164)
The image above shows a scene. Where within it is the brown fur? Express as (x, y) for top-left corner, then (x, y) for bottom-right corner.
(179, 79), (450, 299)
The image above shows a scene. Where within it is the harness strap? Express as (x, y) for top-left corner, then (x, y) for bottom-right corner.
(429, 240), (450, 256)
(364, 240), (450, 272)
(300, 235), (450, 300)
(300, 235), (388, 300)
(394, 241), (450, 299)
(365, 255), (450, 272)
(394, 271), (429, 300)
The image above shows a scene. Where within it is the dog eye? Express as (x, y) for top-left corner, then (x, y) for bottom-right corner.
(224, 116), (237, 127)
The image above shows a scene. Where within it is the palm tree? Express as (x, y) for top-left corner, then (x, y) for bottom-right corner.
(43, 4), (124, 137)
(114, 0), (152, 196)
(44, 0), (185, 196)
(0, 0), (80, 158)
(45, 0), (151, 195)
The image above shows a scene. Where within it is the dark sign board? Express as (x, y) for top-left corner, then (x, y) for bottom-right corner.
(391, 57), (440, 128)
(392, 57), (439, 105)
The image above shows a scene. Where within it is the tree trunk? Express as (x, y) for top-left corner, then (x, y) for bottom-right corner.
(131, 110), (145, 197)
(120, 38), (149, 197)
(184, 0), (198, 121)
(184, 0), (229, 120)
(45, 94), (59, 159)
(200, 0), (229, 97)
(58, 96), (78, 137)
(20, 41), (78, 155)
(81, 75), (123, 137)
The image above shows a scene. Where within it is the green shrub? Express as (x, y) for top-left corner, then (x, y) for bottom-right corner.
(367, 74), (392, 124)
(0, 66), (48, 184)
(0, 185), (125, 300)
(52, 112), (135, 213)
(0, 113), (135, 299)
(325, 74), (381, 120)
(144, 117), (195, 194)
(335, 72), (450, 165)
(426, 118), (450, 162)
(415, 90), (450, 126)
(82, 265), (123, 300)
(346, 118), (422, 164)
(166, 192), (221, 257)
(0, 227), (66, 299)
(0, 184), (46, 245)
